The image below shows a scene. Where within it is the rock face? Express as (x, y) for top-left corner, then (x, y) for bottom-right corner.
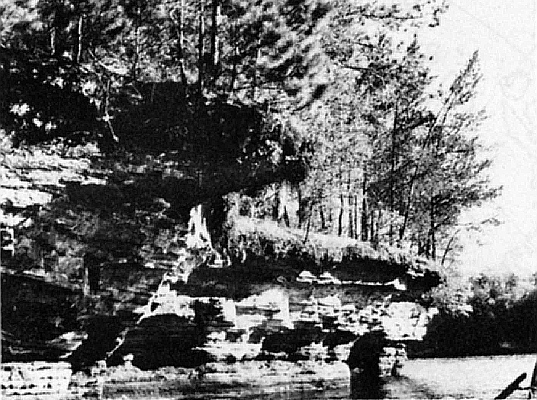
(0, 134), (441, 395)
(1, 256), (437, 400)
(347, 331), (408, 399)
(2, 252), (436, 370)
(1, 361), (72, 398)
(0, 141), (103, 208)
(60, 277), (412, 398)
(104, 272), (434, 371)
(1, 271), (83, 362)
(0, 138), (219, 367)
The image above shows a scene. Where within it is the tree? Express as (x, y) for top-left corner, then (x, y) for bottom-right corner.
(1, 0), (498, 265)
(1, 0), (332, 144)
(275, 0), (498, 264)
(290, 0), (448, 241)
(394, 52), (500, 259)
(317, 21), (499, 259)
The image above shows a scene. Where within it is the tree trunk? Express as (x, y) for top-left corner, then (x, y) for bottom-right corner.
(361, 198), (368, 241)
(229, 24), (238, 93)
(132, 6), (141, 82)
(320, 204), (326, 231)
(369, 211), (374, 245)
(399, 178), (415, 243)
(297, 187), (304, 228)
(325, 204), (332, 235)
(348, 193), (354, 238)
(361, 168), (368, 241)
(354, 194), (359, 240)
(430, 198), (436, 260)
(417, 239), (424, 256)
(252, 44), (260, 100)
(441, 231), (459, 266)
(170, 0), (187, 88)
(389, 105), (398, 245)
(338, 193), (344, 236)
(103, 79), (118, 143)
(197, 1), (205, 96)
(209, 0), (220, 86)
(347, 163), (352, 238)
(272, 183), (280, 221)
(374, 209), (382, 248)
(283, 207), (290, 227)
(304, 205), (312, 243)
(51, 27), (57, 56)
(369, 210), (378, 248)
(75, 15), (83, 64)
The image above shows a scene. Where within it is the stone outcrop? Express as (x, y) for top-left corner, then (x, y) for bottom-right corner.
(0, 133), (442, 396)
(0, 140), (103, 209)
(104, 273), (435, 371)
(1, 361), (72, 398)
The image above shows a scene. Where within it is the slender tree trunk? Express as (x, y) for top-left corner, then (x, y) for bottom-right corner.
(197, 1), (205, 96)
(430, 197), (436, 260)
(228, 23), (238, 94)
(369, 211), (374, 244)
(297, 187), (304, 228)
(318, 188), (326, 230)
(179, 0), (185, 82)
(209, 0), (219, 83)
(347, 164), (353, 238)
(328, 205), (333, 234)
(320, 204), (326, 231)
(338, 193), (344, 236)
(75, 15), (83, 63)
(399, 178), (415, 243)
(361, 169), (369, 241)
(375, 209), (382, 247)
(171, 1), (187, 88)
(283, 207), (290, 227)
(348, 193), (354, 238)
(132, 6), (141, 82)
(230, 45), (238, 92)
(103, 79), (118, 143)
(304, 205), (312, 243)
(354, 194), (359, 240)
(361, 197), (368, 241)
(51, 26), (57, 56)
(389, 105), (398, 245)
(375, 209), (382, 244)
(272, 183), (280, 221)
(441, 231), (459, 266)
(252, 44), (260, 100)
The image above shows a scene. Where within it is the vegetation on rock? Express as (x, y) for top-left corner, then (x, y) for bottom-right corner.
(1, 0), (498, 266)
(1, 0), (520, 369)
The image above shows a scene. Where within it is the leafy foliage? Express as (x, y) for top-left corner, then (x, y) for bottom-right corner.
(289, 10), (499, 260)
(424, 274), (537, 357)
(1, 0), (498, 267)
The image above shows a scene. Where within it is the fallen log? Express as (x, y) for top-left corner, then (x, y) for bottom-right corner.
(495, 373), (527, 399)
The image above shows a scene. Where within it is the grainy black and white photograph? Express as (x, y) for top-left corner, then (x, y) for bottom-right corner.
(0, 0), (535, 398)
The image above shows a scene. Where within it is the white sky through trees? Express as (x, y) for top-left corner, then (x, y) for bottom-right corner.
(419, 0), (536, 275)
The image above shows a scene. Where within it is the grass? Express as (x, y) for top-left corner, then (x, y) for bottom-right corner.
(230, 216), (435, 272)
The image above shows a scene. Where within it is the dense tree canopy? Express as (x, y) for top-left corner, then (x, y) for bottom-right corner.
(1, 0), (498, 265)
